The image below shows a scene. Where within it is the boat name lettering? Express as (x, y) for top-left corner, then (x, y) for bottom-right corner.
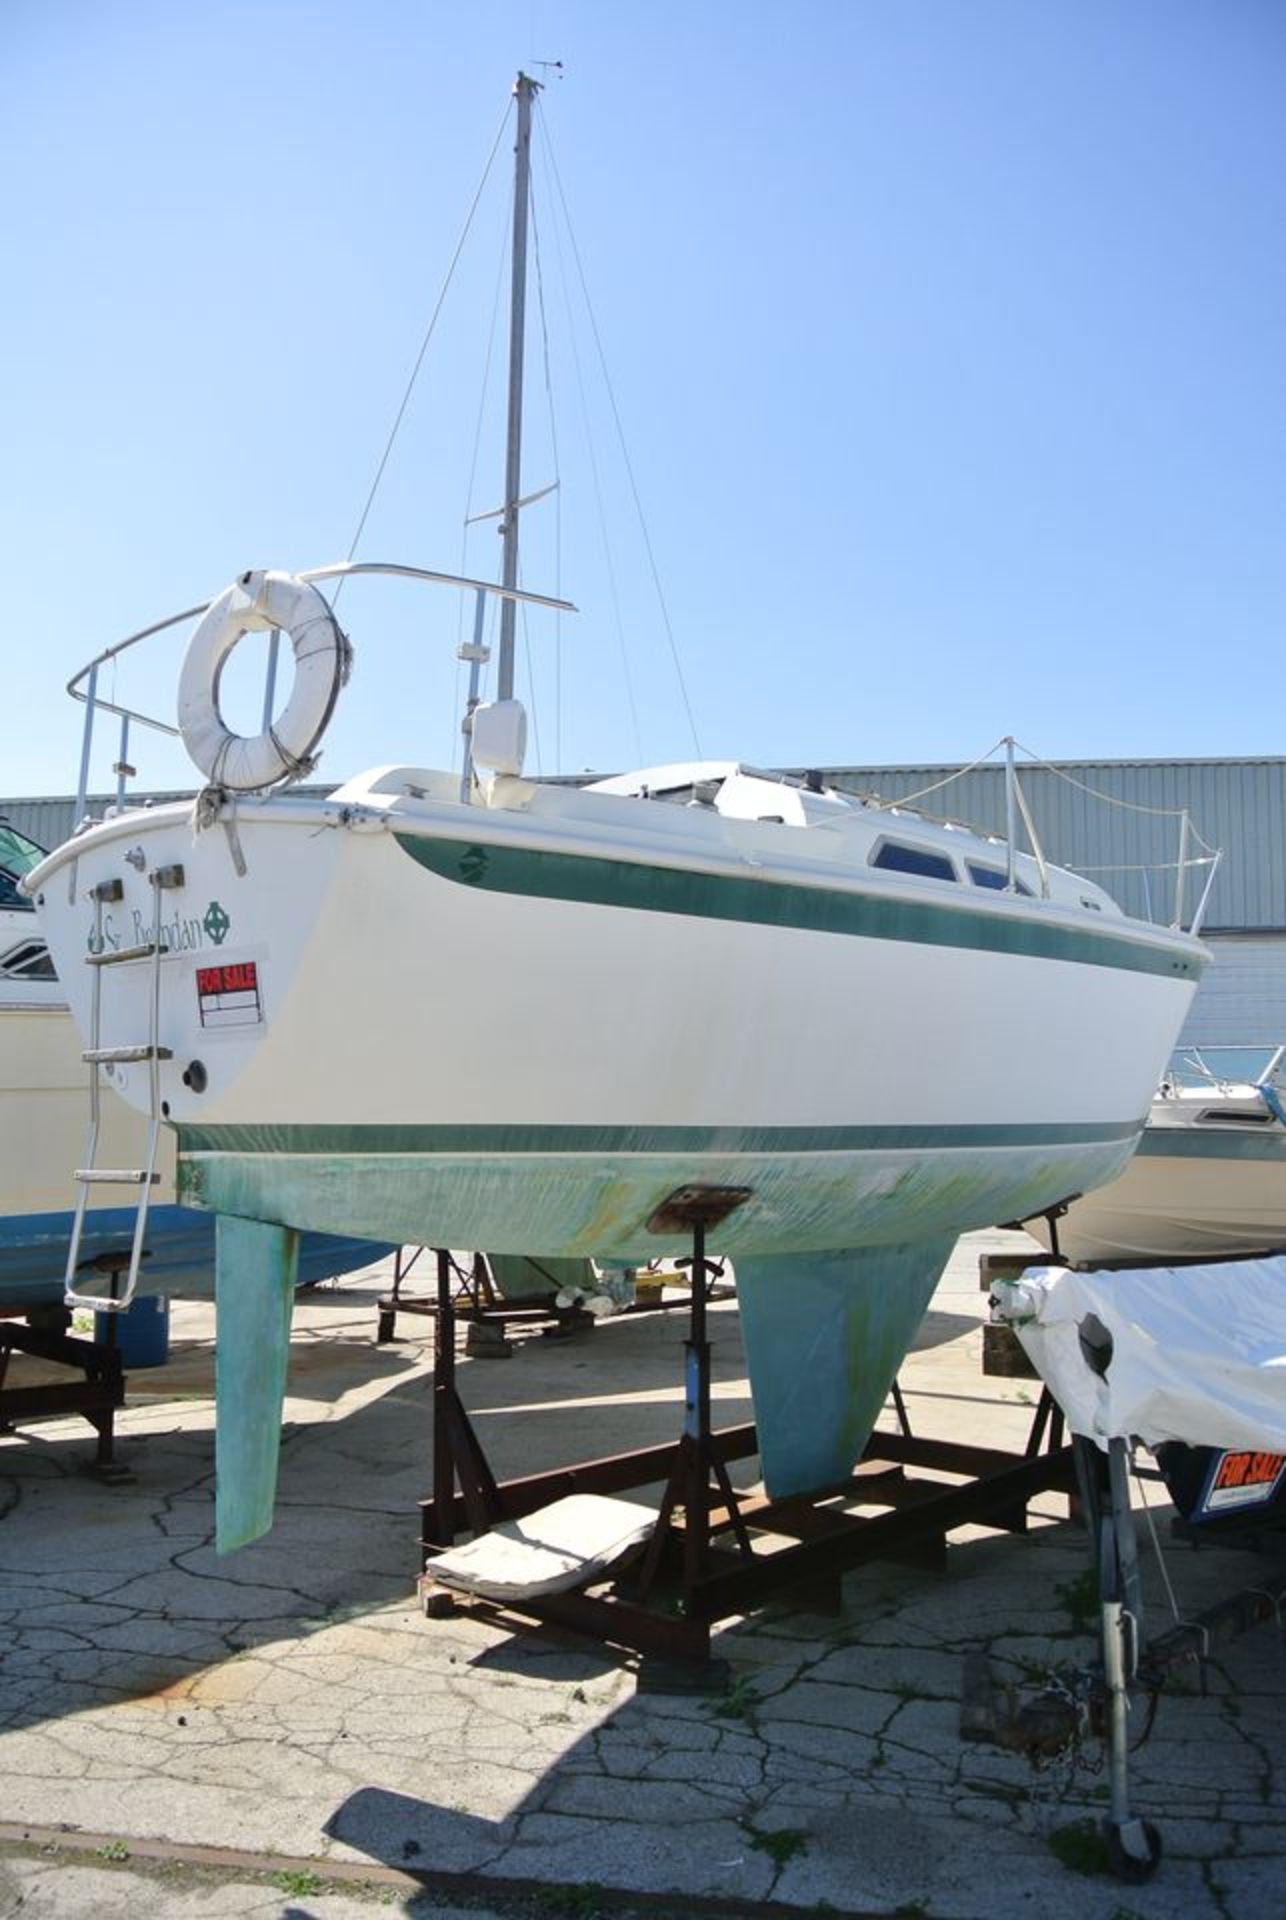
(130, 908), (206, 952)
(86, 916), (121, 955)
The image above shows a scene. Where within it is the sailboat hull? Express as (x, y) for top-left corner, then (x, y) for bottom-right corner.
(27, 787), (1201, 1262)
(28, 782), (1203, 1543)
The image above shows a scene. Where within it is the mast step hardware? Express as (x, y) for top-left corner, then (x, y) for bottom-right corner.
(152, 863), (185, 890)
(74, 1168), (161, 1184)
(86, 943), (160, 967)
(83, 1045), (173, 1064)
(91, 879), (124, 903)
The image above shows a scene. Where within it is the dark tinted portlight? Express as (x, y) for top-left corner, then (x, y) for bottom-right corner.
(967, 862), (1032, 897)
(873, 841), (957, 882)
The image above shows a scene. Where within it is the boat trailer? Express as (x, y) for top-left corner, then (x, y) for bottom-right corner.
(984, 1251), (1286, 1881)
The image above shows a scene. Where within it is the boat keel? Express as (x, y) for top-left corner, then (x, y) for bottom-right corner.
(215, 1214), (298, 1552)
(735, 1235), (956, 1497)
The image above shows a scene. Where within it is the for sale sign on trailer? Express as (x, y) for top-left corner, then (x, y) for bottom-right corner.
(1198, 1449), (1286, 1517)
(196, 961), (262, 1029)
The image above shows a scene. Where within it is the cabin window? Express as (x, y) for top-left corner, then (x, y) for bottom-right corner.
(872, 841), (957, 882)
(0, 825), (45, 877)
(0, 823), (43, 912)
(0, 940), (56, 980)
(0, 869), (34, 911)
(1197, 1108), (1272, 1126)
(967, 862), (1033, 897)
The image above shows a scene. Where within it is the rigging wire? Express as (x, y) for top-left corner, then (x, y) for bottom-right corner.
(450, 204), (516, 771)
(334, 97), (513, 607)
(539, 110), (702, 760)
(529, 173), (565, 772)
(871, 736), (1217, 847)
(538, 116), (643, 767)
(1009, 741), (1220, 853)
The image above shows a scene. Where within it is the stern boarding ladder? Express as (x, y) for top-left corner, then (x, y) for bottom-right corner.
(64, 865), (183, 1312)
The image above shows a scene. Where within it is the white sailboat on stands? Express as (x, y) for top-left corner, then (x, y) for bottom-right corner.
(26, 74), (1214, 1551)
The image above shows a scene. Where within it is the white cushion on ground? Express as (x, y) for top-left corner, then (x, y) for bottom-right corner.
(426, 1493), (657, 1600)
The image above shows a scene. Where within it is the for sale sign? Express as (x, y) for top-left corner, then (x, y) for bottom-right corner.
(196, 961), (262, 1029)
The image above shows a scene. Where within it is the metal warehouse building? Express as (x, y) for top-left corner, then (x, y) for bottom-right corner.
(5, 755), (1285, 1045)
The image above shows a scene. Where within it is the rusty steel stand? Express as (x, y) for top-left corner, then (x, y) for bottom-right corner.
(416, 1189), (1080, 1666)
(0, 1305), (127, 1480)
(425, 1249), (503, 1549)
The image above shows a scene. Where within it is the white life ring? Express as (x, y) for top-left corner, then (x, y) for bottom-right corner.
(177, 570), (350, 791)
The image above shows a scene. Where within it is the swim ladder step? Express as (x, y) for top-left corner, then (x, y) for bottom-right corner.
(86, 943), (160, 967)
(83, 1045), (173, 1063)
(74, 1168), (161, 1185)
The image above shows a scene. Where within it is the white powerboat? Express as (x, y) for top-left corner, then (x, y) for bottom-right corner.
(1028, 1047), (1286, 1266)
(22, 77), (1212, 1547)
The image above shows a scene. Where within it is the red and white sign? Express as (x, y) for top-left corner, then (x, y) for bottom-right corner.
(1201, 1449), (1286, 1515)
(196, 961), (262, 1029)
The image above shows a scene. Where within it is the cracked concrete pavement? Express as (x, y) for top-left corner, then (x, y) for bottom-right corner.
(1, 1232), (1283, 1919)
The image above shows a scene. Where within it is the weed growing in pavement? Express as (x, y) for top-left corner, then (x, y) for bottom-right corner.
(530, 1884), (605, 1917)
(704, 1674), (762, 1721)
(742, 1823), (809, 1869)
(1047, 1817), (1111, 1876)
(1053, 1569), (1100, 1633)
(95, 1841), (130, 1863)
(273, 1869), (322, 1898)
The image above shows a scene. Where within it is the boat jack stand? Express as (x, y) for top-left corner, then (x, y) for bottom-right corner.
(634, 1207), (754, 1605)
(426, 1248), (503, 1548)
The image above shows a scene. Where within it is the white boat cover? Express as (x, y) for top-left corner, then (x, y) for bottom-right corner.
(993, 1258), (1286, 1453)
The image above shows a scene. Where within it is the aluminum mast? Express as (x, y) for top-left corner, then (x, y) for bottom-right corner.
(496, 71), (539, 703)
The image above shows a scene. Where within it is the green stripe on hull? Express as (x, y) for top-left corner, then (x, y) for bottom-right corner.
(179, 1118), (1143, 1157)
(394, 832), (1201, 980)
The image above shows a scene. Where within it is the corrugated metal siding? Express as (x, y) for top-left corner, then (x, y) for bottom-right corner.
(0, 794), (198, 855)
(1179, 934), (1286, 1048)
(805, 758), (1286, 932)
(0, 790), (327, 858)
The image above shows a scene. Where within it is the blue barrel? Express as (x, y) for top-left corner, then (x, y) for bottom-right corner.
(95, 1294), (170, 1368)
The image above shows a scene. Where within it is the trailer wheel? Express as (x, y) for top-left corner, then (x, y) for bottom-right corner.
(1105, 1817), (1162, 1882)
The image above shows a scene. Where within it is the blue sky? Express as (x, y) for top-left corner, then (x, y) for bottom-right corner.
(3, 0), (1284, 796)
